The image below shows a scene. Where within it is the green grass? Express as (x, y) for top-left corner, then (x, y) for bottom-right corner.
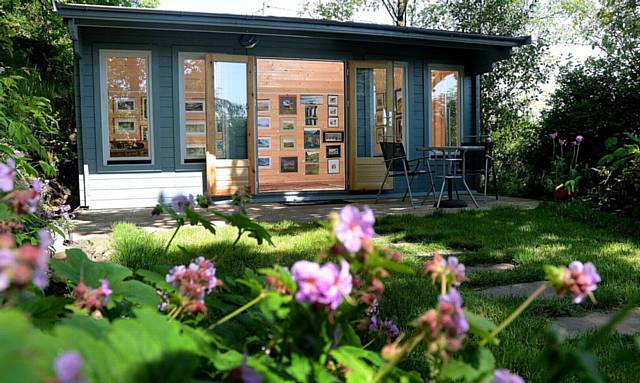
(109, 203), (640, 382)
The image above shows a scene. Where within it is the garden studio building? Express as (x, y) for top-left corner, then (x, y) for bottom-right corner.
(55, 2), (530, 209)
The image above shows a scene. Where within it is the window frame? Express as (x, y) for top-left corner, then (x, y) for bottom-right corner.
(393, 61), (409, 150)
(428, 65), (464, 146)
(178, 52), (208, 164)
(99, 49), (154, 165)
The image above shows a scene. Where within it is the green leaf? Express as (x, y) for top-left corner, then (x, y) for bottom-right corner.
(330, 347), (374, 383)
(368, 252), (415, 275)
(15, 295), (70, 329)
(604, 136), (617, 149)
(211, 349), (244, 371)
(465, 310), (497, 343)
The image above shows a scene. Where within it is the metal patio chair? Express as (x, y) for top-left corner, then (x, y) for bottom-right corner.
(375, 141), (437, 208)
(461, 139), (498, 201)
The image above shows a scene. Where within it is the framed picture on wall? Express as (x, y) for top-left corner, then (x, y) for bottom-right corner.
(279, 95), (297, 115)
(304, 129), (321, 149)
(326, 145), (341, 158)
(281, 119), (295, 131)
(280, 156), (298, 173)
(141, 96), (148, 119)
(215, 140), (225, 156)
(395, 88), (403, 114)
(257, 137), (271, 149)
(395, 117), (403, 140)
(328, 106), (339, 117)
(305, 151), (319, 163)
(300, 95), (324, 105)
(257, 117), (271, 129)
(305, 163), (320, 175)
(115, 119), (136, 133)
(185, 100), (205, 113)
(114, 98), (136, 113)
(328, 159), (340, 174)
(257, 99), (271, 113)
(323, 131), (343, 143)
(328, 117), (339, 128)
(281, 136), (296, 150)
(328, 95), (338, 106)
(257, 156), (271, 168)
(375, 93), (385, 109)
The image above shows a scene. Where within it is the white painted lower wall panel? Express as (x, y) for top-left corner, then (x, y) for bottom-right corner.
(79, 171), (205, 209)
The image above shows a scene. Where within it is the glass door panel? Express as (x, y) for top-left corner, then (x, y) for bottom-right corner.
(431, 69), (460, 146)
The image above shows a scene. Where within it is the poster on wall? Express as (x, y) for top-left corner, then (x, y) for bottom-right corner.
(328, 159), (340, 174)
(304, 129), (321, 148)
(279, 95), (297, 115)
(280, 156), (298, 173)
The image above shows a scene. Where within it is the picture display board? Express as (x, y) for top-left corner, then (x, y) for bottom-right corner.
(256, 59), (346, 192)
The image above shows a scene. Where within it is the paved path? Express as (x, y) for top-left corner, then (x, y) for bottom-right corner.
(551, 308), (640, 337)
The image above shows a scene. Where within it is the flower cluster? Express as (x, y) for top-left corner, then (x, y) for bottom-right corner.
(359, 299), (400, 340)
(291, 259), (352, 310)
(424, 253), (465, 288)
(53, 351), (86, 383)
(166, 256), (219, 314)
(0, 158), (15, 192)
(0, 230), (51, 291)
(73, 279), (112, 312)
(493, 369), (525, 383)
(547, 261), (601, 304)
(419, 289), (469, 360)
(333, 205), (375, 253)
(171, 194), (194, 213)
(550, 133), (584, 147)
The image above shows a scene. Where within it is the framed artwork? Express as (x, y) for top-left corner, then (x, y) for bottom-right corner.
(305, 151), (320, 163)
(305, 105), (318, 126)
(279, 95), (297, 115)
(281, 136), (296, 150)
(257, 137), (271, 149)
(114, 97), (136, 113)
(141, 96), (148, 119)
(281, 119), (295, 131)
(305, 163), (320, 175)
(300, 95), (323, 105)
(375, 111), (385, 126)
(395, 117), (403, 141)
(215, 140), (225, 155)
(328, 106), (339, 117)
(185, 121), (206, 136)
(375, 93), (385, 109)
(257, 117), (271, 129)
(323, 131), (344, 143)
(328, 95), (338, 106)
(304, 129), (321, 149)
(185, 100), (205, 113)
(326, 145), (341, 158)
(257, 99), (271, 113)
(141, 125), (148, 141)
(257, 156), (271, 169)
(280, 156), (298, 173)
(328, 117), (339, 128)
(115, 119), (136, 133)
(328, 159), (340, 174)
(186, 144), (205, 158)
(395, 88), (403, 114)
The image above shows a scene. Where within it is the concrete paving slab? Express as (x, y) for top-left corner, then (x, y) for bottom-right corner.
(467, 263), (516, 273)
(551, 308), (640, 337)
(477, 281), (557, 299)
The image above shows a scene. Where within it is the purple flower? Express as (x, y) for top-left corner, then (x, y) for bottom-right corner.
(424, 253), (465, 287)
(493, 369), (525, 383)
(419, 288), (468, 358)
(565, 261), (601, 303)
(171, 194), (194, 213)
(576, 135), (584, 143)
(368, 314), (379, 333)
(559, 139), (566, 146)
(99, 279), (112, 302)
(321, 259), (353, 310)
(0, 158), (15, 192)
(33, 230), (51, 289)
(291, 259), (353, 310)
(165, 257), (218, 314)
(549, 132), (558, 139)
(439, 288), (469, 335)
(0, 248), (14, 292)
(381, 319), (400, 338)
(446, 257), (466, 286)
(570, 141), (577, 147)
(334, 205), (375, 253)
(53, 351), (86, 383)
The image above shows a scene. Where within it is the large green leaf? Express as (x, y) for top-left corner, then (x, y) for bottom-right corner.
(330, 346), (374, 383)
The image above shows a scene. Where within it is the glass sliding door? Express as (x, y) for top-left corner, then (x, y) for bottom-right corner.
(431, 69), (461, 146)
(348, 61), (394, 191)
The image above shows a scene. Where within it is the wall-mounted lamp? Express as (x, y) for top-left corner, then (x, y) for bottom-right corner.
(239, 35), (259, 49)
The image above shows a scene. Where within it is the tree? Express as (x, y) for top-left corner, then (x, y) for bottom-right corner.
(301, 0), (413, 25)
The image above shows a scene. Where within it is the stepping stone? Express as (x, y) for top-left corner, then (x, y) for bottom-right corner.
(466, 263), (516, 273)
(477, 281), (557, 299)
(551, 308), (640, 338)
(410, 250), (467, 258)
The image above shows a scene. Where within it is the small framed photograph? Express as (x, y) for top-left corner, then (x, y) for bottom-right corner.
(141, 125), (148, 141)
(323, 131), (344, 143)
(186, 144), (205, 158)
(257, 117), (271, 129)
(328, 106), (339, 117)
(281, 136), (296, 150)
(280, 156), (298, 173)
(141, 96), (148, 119)
(300, 95), (323, 105)
(328, 159), (340, 174)
(281, 119), (295, 131)
(375, 93), (385, 109)
(257, 99), (271, 113)
(257, 137), (271, 149)
(215, 140), (225, 155)
(257, 156), (271, 169)
(304, 129), (321, 149)
(279, 95), (297, 115)
(185, 121), (206, 136)
(328, 117), (339, 128)
(375, 110), (385, 126)
(395, 117), (403, 140)
(185, 100), (205, 113)
(305, 163), (320, 175)
(114, 97), (136, 113)
(326, 145), (341, 158)
(395, 88), (403, 114)
(305, 151), (320, 163)
(115, 119), (136, 133)
(328, 95), (338, 106)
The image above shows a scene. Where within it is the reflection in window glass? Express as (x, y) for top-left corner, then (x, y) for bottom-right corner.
(104, 53), (151, 162)
(431, 69), (459, 146)
(356, 67), (387, 157)
(214, 62), (248, 159)
(182, 57), (207, 162)
(393, 65), (405, 144)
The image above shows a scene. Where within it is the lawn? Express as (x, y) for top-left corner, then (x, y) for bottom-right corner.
(109, 202), (640, 382)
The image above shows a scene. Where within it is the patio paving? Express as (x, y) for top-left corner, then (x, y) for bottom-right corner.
(466, 263), (517, 273)
(70, 195), (539, 241)
(551, 308), (640, 337)
(476, 281), (558, 299)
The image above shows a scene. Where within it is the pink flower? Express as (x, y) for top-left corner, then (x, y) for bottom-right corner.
(549, 132), (558, 139)
(334, 205), (375, 253)
(53, 351), (86, 383)
(559, 139), (566, 146)
(576, 135), (584, 143)
(321, 259), (353, 310)
(570, 141), (577, 147)
(424, 253), (465, 287)
(73, 279), (112, 312)
(1, 230), (50, 291)
(291, 259), (353, 310)
(493, 369), (525, 383)
(547, 261), (601, 304)
(166, 257), (219, 314)
(419, 288), (468, 358)
(0, 158), (15, 192)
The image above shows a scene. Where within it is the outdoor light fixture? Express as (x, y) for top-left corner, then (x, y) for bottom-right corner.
(239, 35), (258, 49)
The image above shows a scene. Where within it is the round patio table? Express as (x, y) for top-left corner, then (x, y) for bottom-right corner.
(417, 145), (484, 208)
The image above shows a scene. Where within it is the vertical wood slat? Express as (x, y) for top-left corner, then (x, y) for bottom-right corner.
(205, 54), (216, 196)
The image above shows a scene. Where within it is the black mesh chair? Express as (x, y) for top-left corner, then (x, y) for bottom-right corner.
(461, 139), (498, 201)
(375, 141), (437, 207)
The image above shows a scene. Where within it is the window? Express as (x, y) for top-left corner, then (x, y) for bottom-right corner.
(179, 54), (207, 163)
(431, 68), (461, 146)
(213, 60), (248, 160)
(393, 63), (407, 145)
(100, 50), (152, 164)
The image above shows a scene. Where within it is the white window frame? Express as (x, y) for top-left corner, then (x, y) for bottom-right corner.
(394, 61), (409, 150)
(179, 52), (207, 163)
(99, 49), (154, 164)
(429, 65), (464, 146)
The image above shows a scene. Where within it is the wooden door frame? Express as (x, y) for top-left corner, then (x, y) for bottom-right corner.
(347, 60), (394, 191)
(205, 54), (256, 197)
